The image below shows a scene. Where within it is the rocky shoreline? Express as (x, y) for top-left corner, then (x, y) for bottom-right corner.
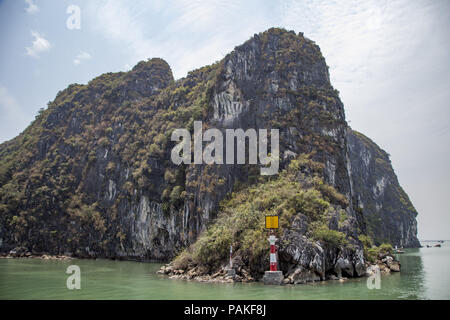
(158, 252), (401, 285)
(0, 247), (72, 261)
(1, 245), (401, 285)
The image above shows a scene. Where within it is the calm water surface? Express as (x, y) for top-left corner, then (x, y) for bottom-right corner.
(1, 241), (449, 299)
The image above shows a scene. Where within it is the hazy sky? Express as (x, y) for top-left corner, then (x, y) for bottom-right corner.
(0, 0), (449, 240)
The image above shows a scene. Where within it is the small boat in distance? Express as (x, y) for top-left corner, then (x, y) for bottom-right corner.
(394, 245), (405, 254)
(434, 244), (441, 247)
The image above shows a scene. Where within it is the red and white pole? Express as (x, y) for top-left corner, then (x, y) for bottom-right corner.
(269, 234), (277, 271)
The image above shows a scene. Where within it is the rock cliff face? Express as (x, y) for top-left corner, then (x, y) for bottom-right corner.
(347, 130), (420, 247)
(0, 28), (419, 272)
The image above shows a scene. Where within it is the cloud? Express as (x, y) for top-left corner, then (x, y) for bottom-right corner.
(88, 0), (160, 66)
(73, 51), (92, 65)
(87, 0), (268, 78)
(0, 86), (30, 142)
(0, 87), (20, 115)
(25, 0), (39, 14)
(26, 31), (51, 58)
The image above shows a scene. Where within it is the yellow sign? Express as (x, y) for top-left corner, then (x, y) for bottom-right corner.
(265, 215), (279, 229)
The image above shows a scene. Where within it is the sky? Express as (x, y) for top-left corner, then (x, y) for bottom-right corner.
(0, 0), (449, 241)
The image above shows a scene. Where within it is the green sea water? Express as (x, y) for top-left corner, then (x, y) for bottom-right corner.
(1, 241), (449, 300)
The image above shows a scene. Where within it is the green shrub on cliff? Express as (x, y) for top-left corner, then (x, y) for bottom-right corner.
(311, 223), (348, 247)
(169, 186), (185, 204)
(378, 243), (394, 254)
(359, 234), (393, 262)
(359, 234), (373, 250)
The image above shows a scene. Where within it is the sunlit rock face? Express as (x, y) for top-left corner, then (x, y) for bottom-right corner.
(0, 28), (419, 266)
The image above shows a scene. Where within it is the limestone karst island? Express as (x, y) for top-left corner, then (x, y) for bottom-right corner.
(1, 0), (449, 305)
(0, 28), (418, 283)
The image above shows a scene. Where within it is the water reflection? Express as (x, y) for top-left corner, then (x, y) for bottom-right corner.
(417, 241), (450, 299)
(396, 248), (426, 299)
